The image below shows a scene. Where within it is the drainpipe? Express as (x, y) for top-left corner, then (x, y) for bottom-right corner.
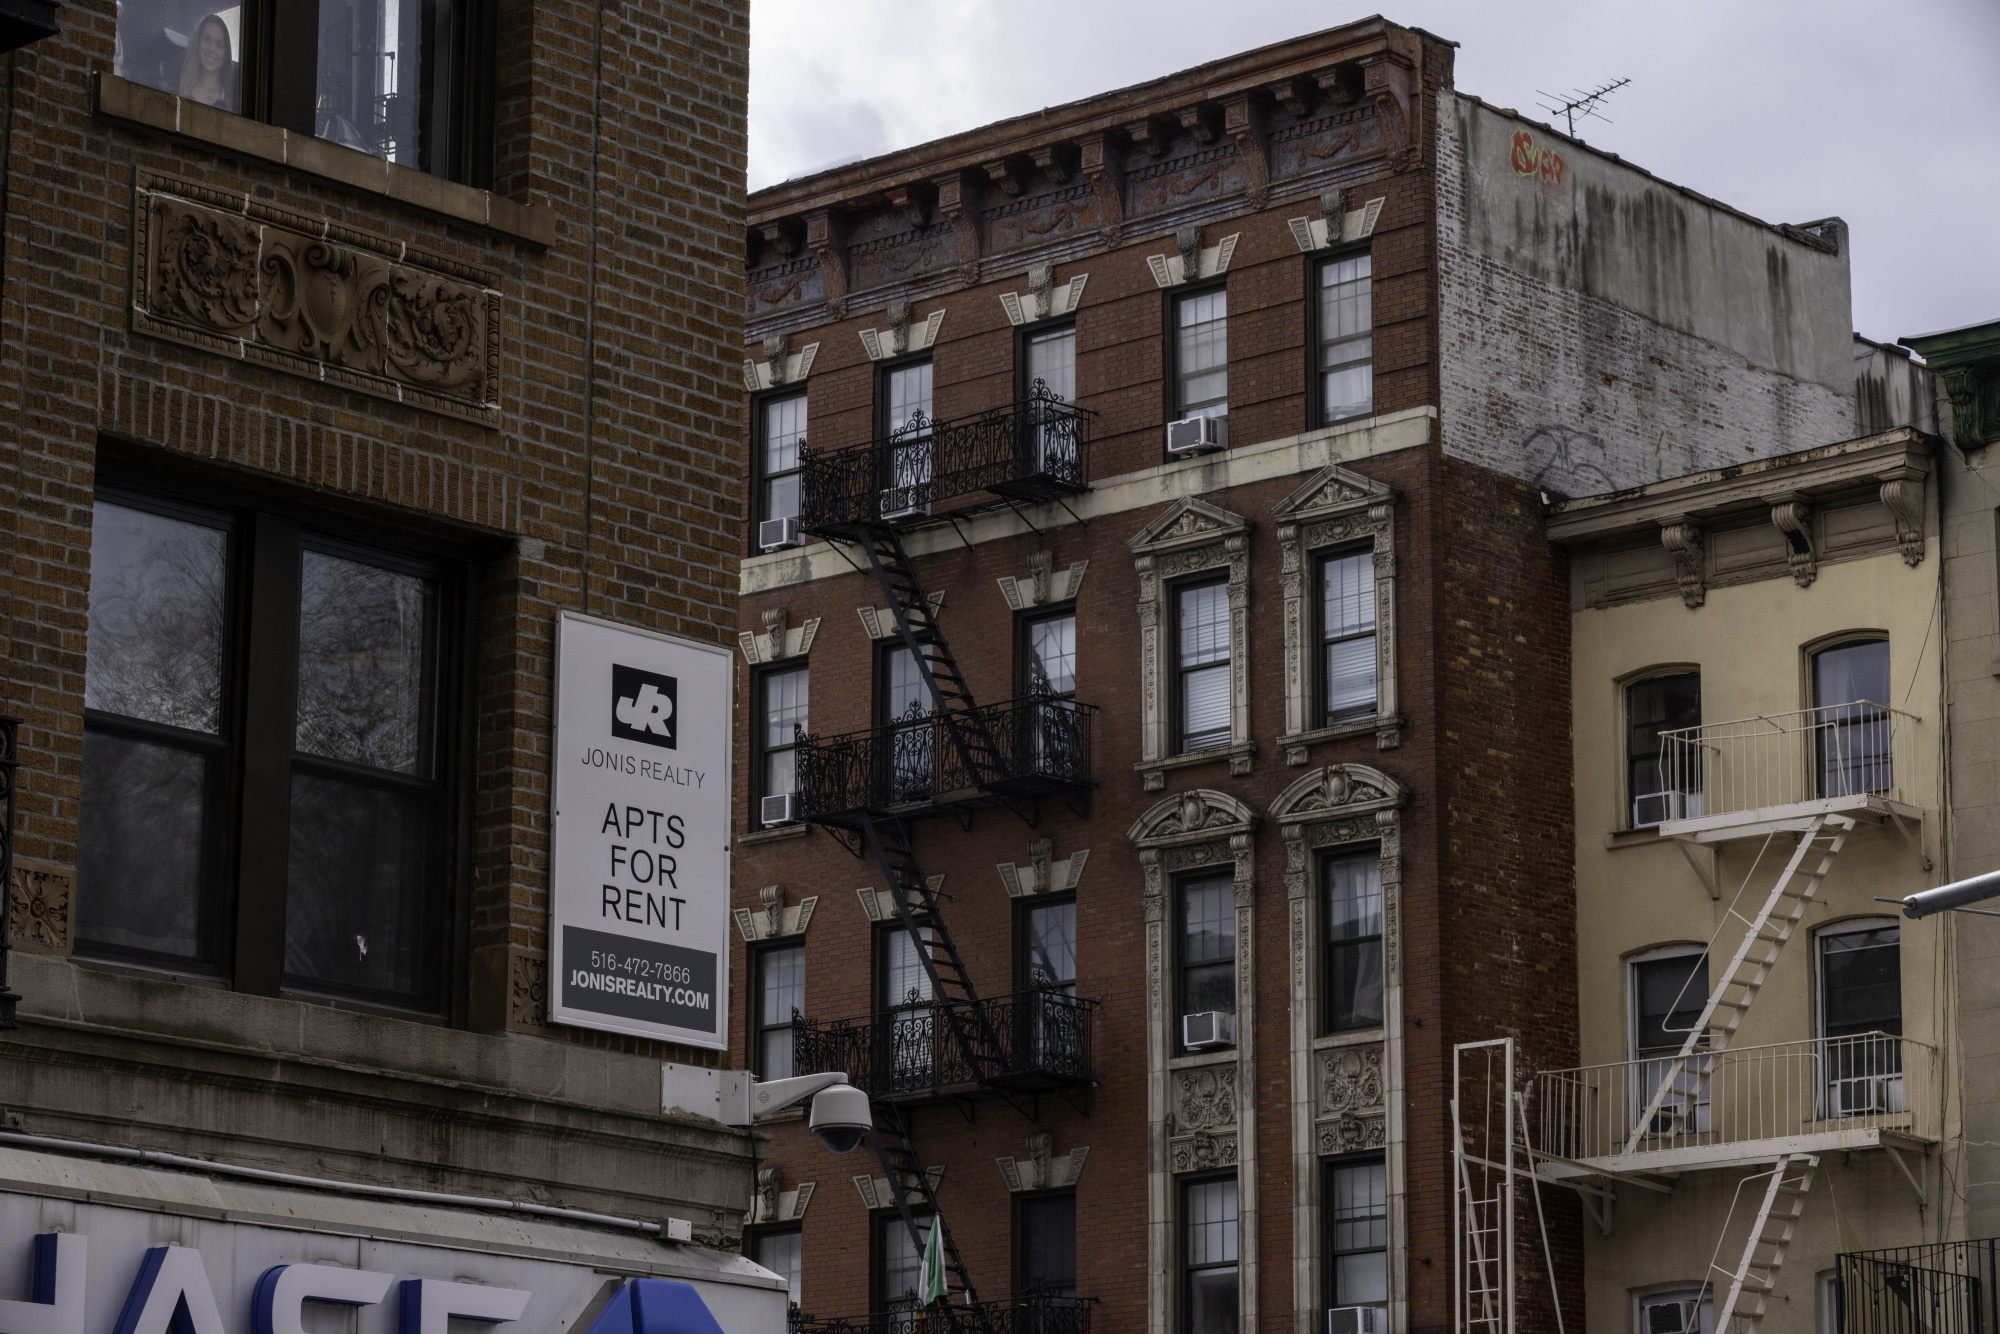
(0, 715), (19, 1028)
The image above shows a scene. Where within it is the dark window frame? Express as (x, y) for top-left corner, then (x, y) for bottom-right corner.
(746, 1223), (804, 1313)
(1171, 574), (1231, 755)
(1166, 280), (1230, 426)
(1015, 1188), (1079, 1302)
(1015, 892), (1078, 994)
(1623, 669), (1702, 829)
(876, 353), (937, 440)
(1313, 541), (1378, 727)
(750, 663), (808, 817)
(81, 444), (483, 1021)
(120, 0), (496, 187)
(751, 385), (810, 542)
(1320, 1151), (1389, 1313)
(1016, 318), (1079, 404)
(1319, 845), (1384, 1036)
(1179, 1171), (1239, 1334)
(872, 1209), (934, 1316)
(1016, 603), (1079, 699)
(1175, 867), (1237, 1055)
(750, 940), (805, 1079)
(1307, 245), (1376, 430)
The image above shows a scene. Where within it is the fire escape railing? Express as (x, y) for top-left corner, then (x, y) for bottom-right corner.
(794, 991), (1097, 1100)
(794, 693), (1096, 823)
(798, 386), (1093, 535)
(1837, 1239), (2000, 1334)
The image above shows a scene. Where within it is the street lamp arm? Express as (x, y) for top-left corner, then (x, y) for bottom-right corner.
(1898, 869), (2000, 919)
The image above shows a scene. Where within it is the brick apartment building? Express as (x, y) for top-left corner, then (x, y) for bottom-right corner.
(729, 17), (1885, 1334)
(0, 0), (782, 1319)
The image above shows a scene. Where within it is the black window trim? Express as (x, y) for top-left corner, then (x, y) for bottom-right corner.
(1621, 666), (1702, 831)
(1170, 572), (1230, 756)
(1174, 865), (1236, 1055)
(1015, 890), (1078, 995)
(1319, 1149), (1389, 1314)
(750, 384), (810, 549)
(1165, 278), (1229, 429)
(1318, 842), (1384, 1037)
(85, 441), (485, 1023)
(1015, 317), (1078, 406)
(876, 352), (937, 441)
(1307, 243), (1375, 431)
(1014, 1187), (1080, 1302)
(1179, 1169), (1239, 1334)
(872, 1207), (934, 1316)
(750, 939), (805, 1079)
(1016, 602), (1079, 699)
(750, 662), (807, 820)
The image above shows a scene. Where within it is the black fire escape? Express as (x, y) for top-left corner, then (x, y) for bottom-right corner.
(789, 385), (1098, 1334)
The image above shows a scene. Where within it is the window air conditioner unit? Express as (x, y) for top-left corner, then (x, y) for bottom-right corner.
(1328, 1308), (1386, 1334)
(878, 488), (931, 522)
(1181, 1011), (1236, 1051)
(1632, 790), (1702, 828)
(760, 793), (797, 827)
(1166, 415), (1228, 457)
(759, 517), (803, 551)
(1832, 1075), (1896, 1117)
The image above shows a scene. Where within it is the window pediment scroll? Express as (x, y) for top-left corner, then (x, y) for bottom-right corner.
(1127, 788), (1260, 850)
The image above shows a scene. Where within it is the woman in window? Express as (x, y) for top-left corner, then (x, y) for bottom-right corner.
(178, 14), (239, 112)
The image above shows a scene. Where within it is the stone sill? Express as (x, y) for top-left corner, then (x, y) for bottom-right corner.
(95, 72), (555, 248)
(1279, 715), (1403, 761)
(1605, 827), (1664, 850)
(1167, 1048), (1238, 1072)
(1137, 742), (1256, 791)
(1312, 1027), (1387, 1052)
(736, 822), (810, 848)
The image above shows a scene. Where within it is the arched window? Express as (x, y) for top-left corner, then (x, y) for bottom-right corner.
(1624, 671), (1701, 828)
(1810, 638), (1891, 797)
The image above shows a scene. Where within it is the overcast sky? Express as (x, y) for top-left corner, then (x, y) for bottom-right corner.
(747, 0), (2000, 346)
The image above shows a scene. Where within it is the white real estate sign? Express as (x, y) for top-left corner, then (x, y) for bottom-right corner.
(549, 611), (732, 1047)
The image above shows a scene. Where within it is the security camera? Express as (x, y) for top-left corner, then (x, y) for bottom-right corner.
(808, 1083), (874, 1154)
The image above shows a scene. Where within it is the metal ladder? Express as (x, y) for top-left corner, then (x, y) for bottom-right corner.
(1713, 1154), (1818, 1333)
(869, 1103), (994, 1334)
(1624, 815), (1854, 1153)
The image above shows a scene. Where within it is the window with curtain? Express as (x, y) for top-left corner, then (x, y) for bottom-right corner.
(1323, 1156), (1387, 1311)
(1812, 639), (1891, 797)
(880, 643), (933, 803)
(881, 925), (936, 1091)
(1176, 580), (1231, 753)
(1182, 1175), (1238, 1334)
(758, 666), (807, 809)
(759, 391), (808, 528)
(1319, 548), (1377, 724)
(1625, 673), (1701, 827)
(1024, 324), (1079, 476)
(1317, 253), (1373, 424)
(1178, 874), (1236, 1051)
(754, 944), (804, 1079)
(1322, 850), (1383, 1033)
(1174, 289), (1228, 421)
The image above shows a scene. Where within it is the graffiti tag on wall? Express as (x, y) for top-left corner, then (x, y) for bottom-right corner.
(1510, 130), (1564, 184)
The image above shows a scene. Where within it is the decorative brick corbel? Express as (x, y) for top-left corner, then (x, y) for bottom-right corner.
(805, 209), (849, 320)
(1659, 518), (1706, 609)
(1359, 53), (1420, 167)
(1222, 94), (1271, 209)
(1078, 132), (1125, 243)
(1767, 495), (1818, 587)
(734, 883), (820, 942)
(933, 170), (983, 285)
(1938, 368), (1987, 452)
(1265, 77), (1312, 119)
(1879, 471), (1927, 566)
(997, 835), (1090, 898)
(758, 219), (800, 259)
(983, 157), (1026, 197)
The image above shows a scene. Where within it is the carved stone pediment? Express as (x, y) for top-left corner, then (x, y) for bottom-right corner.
(996, 1132), (1090, 1192)
(854, 1166), (943, 1211)
(857, 877), (943, 923)
(1269, 764), (1408, 826)
(750, 1167), (816, 1224)
(997, 836), (1089, 897)
(134, 176), (500, 425)
(734, 884), (820, 942)
(997, 554), (1089, 610)
(1129, 497), (1251, 556)
(1128, 789), (1259, 847)
(738, 610), (821, 665)
(1272, 463), (1396, 522)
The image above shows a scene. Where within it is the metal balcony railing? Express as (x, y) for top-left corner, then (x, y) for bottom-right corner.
(1531, 1033), (1936, 1172)
(793, 1296), (1093, 1334)
(1837, 1239), (2000, 1334)
(794, 693), (1096, 821)
(798, 386), (1093, 534)
(793, 990), (1097, 1100)
(1652, 701), (1921, 827)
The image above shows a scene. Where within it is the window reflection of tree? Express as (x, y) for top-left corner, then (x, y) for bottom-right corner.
(85, 505), (227, 732)
(294, 552), (430, 773)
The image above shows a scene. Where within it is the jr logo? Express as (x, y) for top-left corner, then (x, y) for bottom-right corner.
(611, 665), (678, 749)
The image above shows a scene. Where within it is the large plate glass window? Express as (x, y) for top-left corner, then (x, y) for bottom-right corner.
(1317, 253), (1373, 424)
(1322, 849), (1383, 1033)
(1319, 547), (1377, 724)
(1323, 1155), (1388, 1313)
(112, 1), (494, 184)
(1174, 289), (1228, 421)
(1626, 672), (1700, 828)
(1817, 920), (1902, 1117)
(1812, 639), (1891, 798)
(1182, 1175), (1238, 1334)
(1175, 579), (1230, 753)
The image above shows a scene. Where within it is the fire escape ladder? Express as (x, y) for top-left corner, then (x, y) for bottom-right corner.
(1623, 815), (1854, 1155)
(858, 812), (1016, 1098)
(869, 1103), (996, 1334)
(855, 526), (1012, 796)
(1713, 1154), (1818, 1333)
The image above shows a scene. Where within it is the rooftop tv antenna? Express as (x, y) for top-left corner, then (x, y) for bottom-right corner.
(1535, 77), (1631, 138)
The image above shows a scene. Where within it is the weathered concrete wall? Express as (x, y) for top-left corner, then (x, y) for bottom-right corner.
(1854, 335), (1938, 435)
(1436, 92), (1859, 495)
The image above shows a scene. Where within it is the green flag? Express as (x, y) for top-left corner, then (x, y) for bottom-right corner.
(919, 1215), (947, 1307)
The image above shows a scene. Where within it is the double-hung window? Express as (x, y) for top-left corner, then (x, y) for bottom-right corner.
(1020, 895), (1078, 1071)
(1316, 253), (1373, 424)
(875, 1211), (932, 1317)
(1319, 548), (1377, 724)
(1817, 921), (1903, 1117)
(1812, 639), (1892, 798)
(1626, 673), (1701, 828)
(879, 359), (934, 517)
(881, 924), (936, 1091)
(757, 666), (807, 823)
(1176, 580), (1231, 753)
(1178, 874), (1236, 1052)
(113, 1), (495, 184)
(880, 644), (934, 803)
(1182, 1175), (1238, 1334)
(758, 391), (808, 539)
(1322, 850), (1384, 1033)
(80, 488), (466, 1012)
(1023, 323), (1079, 478)
(1020, 608), (1079, 778)
(754, 943), (804, 1079)
(1019, 1191), (1079, 1309)
(750, 1228), (803, 1312)
(1173, 289), (1228, 422)
(1631, 949), (1711, 1132)
(1323, 1156), (1388, 1312)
